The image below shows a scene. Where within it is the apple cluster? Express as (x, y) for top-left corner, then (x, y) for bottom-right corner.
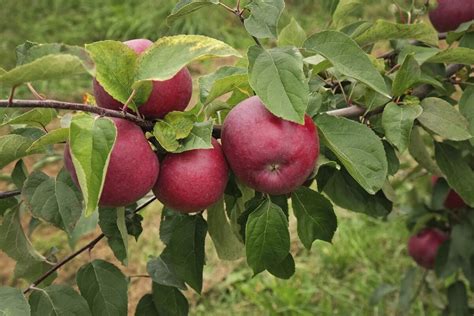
(64, 39), (320, 214)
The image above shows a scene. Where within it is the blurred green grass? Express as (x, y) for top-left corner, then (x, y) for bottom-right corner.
(0, 0), (438, 314)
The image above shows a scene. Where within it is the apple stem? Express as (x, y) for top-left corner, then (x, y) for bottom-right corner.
(122, 89), (137, 113)
(27, 83), (46, 100)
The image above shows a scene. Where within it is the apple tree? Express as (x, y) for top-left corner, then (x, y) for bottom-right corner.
(0, 0), (473, 314)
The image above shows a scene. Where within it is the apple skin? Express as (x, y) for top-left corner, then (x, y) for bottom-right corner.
(408, 228), (448, 269)
(64, 118), (159, 208)
(429, 0), (474, 32)
(221, 96), (319, 195)
(153, 138), (229, 213)
(93, 38), (192, 119)
(431, 176), (466, 209)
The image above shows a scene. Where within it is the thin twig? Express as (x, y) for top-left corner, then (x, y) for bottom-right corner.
(236, 0), (241, 11)
(122, 89), (136, 112)
(27, 83), (45, 100)
(8, 86), (17, 106)
(0, 190), (21, 199)
(218, 2), (262, 47)
(0, 99), (153, 129)
(22, 197), (157, 294)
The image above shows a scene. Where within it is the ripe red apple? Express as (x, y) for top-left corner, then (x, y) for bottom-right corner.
(64, 118), (159, 207)
(221, 96), (319, 195)
(429, 0), (474, 33)
(432, 176), (466, 209)
(408, 228), (448, 269)
(93, 38), (192, 119)
(153, 138), (229, 213)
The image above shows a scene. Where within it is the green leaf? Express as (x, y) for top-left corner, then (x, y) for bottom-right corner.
(1, 108), (57, 127)
(135, 294), (158, 316)
(76, 259), (128, 316)
(332, 0), (362, 27)
(27, 128), (69, 153)
(304, 31), (390, 98)
(85, 41), (140, 110)
(29, 285), (91, 316)
(12, 160), (28, 189)
(0, 198), (18, 217)
(245, 199), (290, 275)
(392, 54), (442, 96)
(0, 54), (88, 88)
(152, 111), (197, 152)
(199, 66), (249, 105)
(22, 169), (83, 234)
(397, 267), (417, 313)
(69, 114), (117, 216)
(278, 17), (307, 47)
(99, 207), (128, 265)
(244, 0), (285, 39)
(135, 35), (241, 84)
(248, 45), (308, 124)
(317, 168), (392, 217)
(447, 282), (470, 316)
(426, 47), (474, 65)
(0, 287), (30, 316)
(408, 127), (442, 175)
(417, 98), (472, 141)
(167, 0), (219, 24)
(266, 253), (296, 279)
(0, 134), (43, 169)
(315, 114), (388, 194)
(207, 198), (244, 261)
(382, 102), (423, 153)
(174, 121), (213, 153)
(291, 187), (337, 249)
(354, 20), (438, 46)
(397, 45), (440, 65)
(152, 283), (189, 316)
(460, 86), (474, 146)
(0, 208), (54, 281)
(435, 142), (474, 207)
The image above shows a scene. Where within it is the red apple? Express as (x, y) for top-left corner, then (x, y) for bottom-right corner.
(153, 138), (229, 213)
(432, 176), (466, 209)
(221, 96), (319, 195)
(408, 228), (448, 269)
(93, 38), (192, 119)
(429, 0), (474, 33)
(64, 118), (159, 207)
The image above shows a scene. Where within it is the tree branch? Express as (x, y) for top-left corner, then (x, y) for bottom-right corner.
(22, 196), (157, 294)
(0, 190), (21, 199)
(0, 99), (154, 129)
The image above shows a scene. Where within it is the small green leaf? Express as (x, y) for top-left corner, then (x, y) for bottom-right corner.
(460, 86), (474, 146)
(167, 0), (219, 24)
(1, 108), (57, 127)
(22, 169), (83, 234)
(0, 134), (44, 169)
(245, 199), (290, 275)
(248, 45), (308, 124)
(417, 98), (472, 141)
(435, 142), (474, 207)
(135, 294), (159, 316)
(174, 121), (213, 153)
(408, 127), (442, 175)
(316, 114), (388, 194)
(244, 0), (285, 39)
(397, 267), (417, 313)
(199, 66), (250, 105)
(354, 20), (438, 46)
(278, 17), (306, 47)
(99, 207), (129, 265)
(76, 259), (128, 316)
(0, 54), (88, 89)
(447, 282), (470, 316)
(152, 283), (189, 316)
(426, 47), (474, 65)
(304, 31), (390, 98)
(27, 128), (69, 153)
(135, 35), (241, 84)
(207, 198), (244, 261)
(69, 114), (117, 216)
(29, 285), (91, 316)
(332, 0), (363, 28)
(382, 102), (423, 153)
(0, 287), (30, 316)
(292, 187), (337, 249)
(12, 160), (28, 189)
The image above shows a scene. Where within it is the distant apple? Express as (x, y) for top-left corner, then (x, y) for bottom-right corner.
(153, 138), (229, 213)
(64, 118), (159, 207)
(432, 176), (466, 209)
(429, 0), (474, 32)
(93, 38), (192, 119)
(408, 228), (448, 269)
(221, 96), (319, 195)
